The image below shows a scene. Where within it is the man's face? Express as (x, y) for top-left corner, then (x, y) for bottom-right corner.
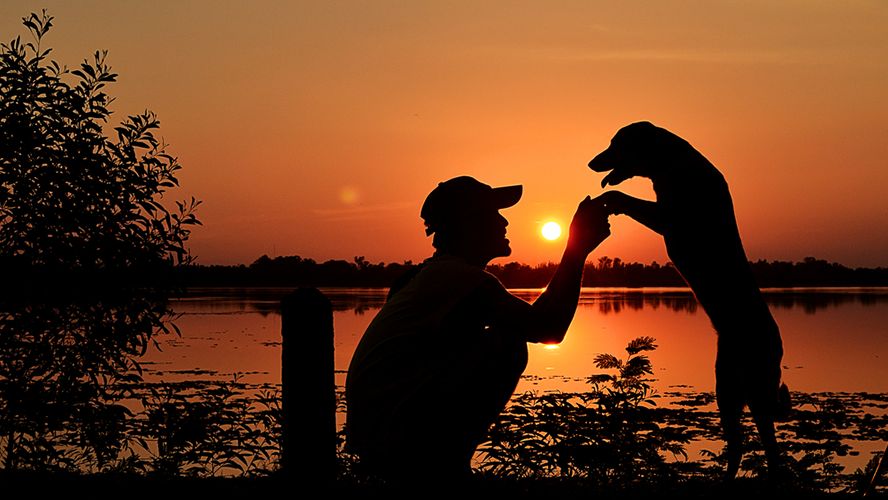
(464, 209), (511, 260)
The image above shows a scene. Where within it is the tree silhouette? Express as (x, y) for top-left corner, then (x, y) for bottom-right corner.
(0, 12), (200, 470)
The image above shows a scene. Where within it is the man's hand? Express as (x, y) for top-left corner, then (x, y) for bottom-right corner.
(593, 190), (631, 216)
(567, 195), (610, 255)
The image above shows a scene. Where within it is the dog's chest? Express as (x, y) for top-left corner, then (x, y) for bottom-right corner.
(654, 167), (736, 231)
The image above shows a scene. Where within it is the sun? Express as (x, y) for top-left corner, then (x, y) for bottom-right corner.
(541, 221), (562, 241)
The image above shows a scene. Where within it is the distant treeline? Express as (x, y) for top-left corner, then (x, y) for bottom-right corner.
(180, 255), (888, 289)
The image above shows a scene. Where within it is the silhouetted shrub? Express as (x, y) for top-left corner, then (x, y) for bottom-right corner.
(0, 12), (200, 470)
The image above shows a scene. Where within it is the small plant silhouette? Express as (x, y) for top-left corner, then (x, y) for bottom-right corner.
(478, 336), (690, 485)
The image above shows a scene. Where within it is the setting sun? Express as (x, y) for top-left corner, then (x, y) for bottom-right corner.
(541, 222), (562, 241)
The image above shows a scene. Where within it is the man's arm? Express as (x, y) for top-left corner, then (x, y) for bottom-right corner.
(474, 195), (611, 344)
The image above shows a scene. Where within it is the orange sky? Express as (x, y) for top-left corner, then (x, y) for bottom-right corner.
(5, 1), (888, 268)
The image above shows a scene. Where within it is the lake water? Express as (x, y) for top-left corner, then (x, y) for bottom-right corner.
(321, 287), (888, 396)
(157, 286), (888, 395)
(144, 288), (285, 386)
(157, 287), (888, 473)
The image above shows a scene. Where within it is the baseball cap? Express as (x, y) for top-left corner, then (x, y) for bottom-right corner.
(420, 176), (522, 236)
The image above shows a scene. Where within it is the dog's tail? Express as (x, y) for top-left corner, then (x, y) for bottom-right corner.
(775, 382), (792, 421)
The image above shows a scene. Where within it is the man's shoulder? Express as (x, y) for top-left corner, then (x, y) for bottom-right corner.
(388, 254), (498, 303)
(423, 254), (494, 276)
(418, 254), (499, 287)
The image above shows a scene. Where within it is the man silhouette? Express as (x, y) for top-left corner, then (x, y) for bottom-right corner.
(346, 176), (610, 488)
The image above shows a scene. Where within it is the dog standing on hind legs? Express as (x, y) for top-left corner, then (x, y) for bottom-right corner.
(588, 121), (791, 479)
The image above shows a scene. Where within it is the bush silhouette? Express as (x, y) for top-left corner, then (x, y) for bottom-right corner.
(0, 11), (200, 470)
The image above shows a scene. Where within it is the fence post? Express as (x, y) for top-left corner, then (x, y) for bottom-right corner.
(281, 287), (334, 482)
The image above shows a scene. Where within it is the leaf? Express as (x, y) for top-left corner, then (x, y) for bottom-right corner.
(626, 336), (658, 355)
(80, 61), (96, 78)
(623, 355), (653, 377)
(594, 353), (622, 370)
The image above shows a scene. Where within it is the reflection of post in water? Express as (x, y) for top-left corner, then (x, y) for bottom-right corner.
(281, 287), (334, 480)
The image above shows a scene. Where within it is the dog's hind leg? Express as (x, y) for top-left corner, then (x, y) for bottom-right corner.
(751, 408), (778, 478)
(717, 389), (745, 479)
(748, 382), (791, 479)
(716, 352), (746, 479)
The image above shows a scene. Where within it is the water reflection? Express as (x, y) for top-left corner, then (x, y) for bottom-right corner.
(159, 287), (888, 398)
(175, 287), (291, 316)
(176, 286), (888, 317)
(318, 288), (389, 313)
(578, 289), (699, 315)
(574, 287), (888, 315)
(764, 288), (888, 314)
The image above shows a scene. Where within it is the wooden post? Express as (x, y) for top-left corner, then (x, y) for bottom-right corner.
(281, 287), (334, 482)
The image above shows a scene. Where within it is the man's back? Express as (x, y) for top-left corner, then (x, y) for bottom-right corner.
(345, 254), (496, 462)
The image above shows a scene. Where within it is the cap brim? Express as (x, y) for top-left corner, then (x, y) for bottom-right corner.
(489, 185), (522, 210)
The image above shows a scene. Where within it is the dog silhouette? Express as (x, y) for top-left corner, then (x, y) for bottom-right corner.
(589, 121), (790, 478)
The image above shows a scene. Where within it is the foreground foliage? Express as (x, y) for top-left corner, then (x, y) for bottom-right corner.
(0, 12), (200, 469)
(338, 337), (888, 495)
(1, 377), (282, 476)
(477, 336), (692, 483)
(133, 379), (282, 476)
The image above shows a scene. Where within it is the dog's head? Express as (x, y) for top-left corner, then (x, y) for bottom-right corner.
(589, 121), (695, 188)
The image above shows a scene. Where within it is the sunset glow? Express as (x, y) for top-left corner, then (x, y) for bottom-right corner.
(6, 2), (886, 268)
